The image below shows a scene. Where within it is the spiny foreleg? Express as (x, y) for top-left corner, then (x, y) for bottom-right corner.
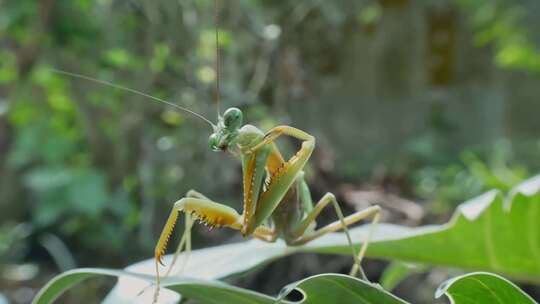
(152, 197), (242, 303)
(164, 190), (210, 276)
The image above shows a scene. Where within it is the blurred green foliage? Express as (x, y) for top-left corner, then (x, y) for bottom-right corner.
(457, 0), (540, 71)
(413, 141), (529, 213)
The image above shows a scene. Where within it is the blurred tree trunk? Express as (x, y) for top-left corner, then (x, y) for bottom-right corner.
(0, 113), (20, 222)
(286, 0), (518, 177)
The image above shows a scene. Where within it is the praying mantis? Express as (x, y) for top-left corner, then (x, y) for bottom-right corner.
(150, 4), (381, 301)
(56, 2), (382, 303)
(58, 70), (382, 304)
(153, 107), (383, 288)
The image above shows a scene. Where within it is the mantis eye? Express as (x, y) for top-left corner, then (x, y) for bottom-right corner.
(208, 133), (219, 150)
(223, 107), (243, 130)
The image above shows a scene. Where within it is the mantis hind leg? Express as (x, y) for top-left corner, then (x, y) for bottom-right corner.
(290, 190), (381, 280)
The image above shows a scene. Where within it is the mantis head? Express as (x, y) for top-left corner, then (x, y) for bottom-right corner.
(208, 107), (243, 151)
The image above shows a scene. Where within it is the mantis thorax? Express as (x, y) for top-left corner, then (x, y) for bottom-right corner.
(208, 107), (264, 152)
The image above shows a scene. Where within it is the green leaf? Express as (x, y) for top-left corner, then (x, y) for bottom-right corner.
(36, 175), (540, 302)
(306, 175), (540, 283)
(32, 269), (131, 304)
(103, 240), (289, 303)
(103, 175), (540, 301)
(32, 268), (274, 304)
(33, 269), (540, 304)
(435, 272), (537, 304)
(103, 48), (132, 68)
(66, 169), (109, 216)
(33, 269), (408, 304)
(380, 262), (425, 291)
(281, 274), (408, 304)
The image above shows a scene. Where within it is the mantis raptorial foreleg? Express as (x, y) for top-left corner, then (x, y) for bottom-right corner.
(247, 126), (381, 278)
(244, 125), (315, 235)
(152, 191), (280, 303)
(248, 125), (314, 155)
(155, 197), (243, 263)
(153, 196), (243, 303)
(164, 190), (210, 277)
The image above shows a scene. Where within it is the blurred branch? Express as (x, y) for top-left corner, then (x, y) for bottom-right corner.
(342, 188), (425, 226)
(246, 39), (276, 102)
(38, 233), (76, 271)
(137, 134), (156, 249)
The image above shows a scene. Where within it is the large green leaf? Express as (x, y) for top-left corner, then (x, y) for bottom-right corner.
(35, 268), (538, 304)
(103, 175), (540, 301)
(32, 269), (155, 304)
(305, 174), (540, 283)
(435, 272), (537, 304)
(103, 224), (418, 303)
(33, 269), (406, 304)
(104, 240), (290, 303)
(32, 268), (275, 304)
(280, 274), (408, 304)
(35, 175), (540, 303)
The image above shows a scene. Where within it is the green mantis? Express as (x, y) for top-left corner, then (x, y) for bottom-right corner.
(55, 2), (382, 303)
(151, 5), (381, 301)
(152, 105), (381, 300)
(55, 71), (381, 304)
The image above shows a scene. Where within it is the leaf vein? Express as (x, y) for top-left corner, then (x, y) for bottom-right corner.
(319, 277), (373, 304)
(469, 277), (505, 304)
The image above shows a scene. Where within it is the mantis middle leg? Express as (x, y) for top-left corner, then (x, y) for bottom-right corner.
(290, 180), (381, 279)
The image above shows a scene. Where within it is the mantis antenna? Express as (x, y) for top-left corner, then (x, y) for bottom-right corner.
(50, 69), (216, 128)
(214, 0), (221, 117)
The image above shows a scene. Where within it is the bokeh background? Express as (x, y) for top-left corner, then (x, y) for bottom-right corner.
(1, 0), (540, 303)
